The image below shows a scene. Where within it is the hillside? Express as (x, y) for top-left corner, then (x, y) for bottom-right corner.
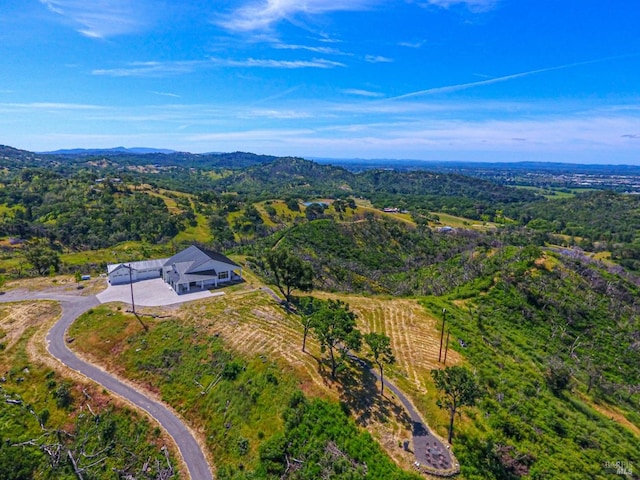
(1, 144), (639, 479)
(254, 219), (640, 478)
(0, 298), (178, 478)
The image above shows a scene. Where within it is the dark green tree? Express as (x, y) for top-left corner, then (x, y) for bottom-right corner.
(431, 365), (481, 444)
(296, 296), (322, 352)
(23, 239), (60, 276)
(364, 332), (395, 395)
(265, 249), (313, 304)
(209, 212), (235, 246)
(312, 300), (362, 379)
(285, 198), (300, 212)
(305, 202), (327, 221)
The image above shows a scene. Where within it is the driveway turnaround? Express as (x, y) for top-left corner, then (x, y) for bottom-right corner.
(97, 277), (221, 306)
(0, 287), (214, 480)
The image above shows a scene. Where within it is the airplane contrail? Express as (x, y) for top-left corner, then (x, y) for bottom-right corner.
(388, 54), (639, 100)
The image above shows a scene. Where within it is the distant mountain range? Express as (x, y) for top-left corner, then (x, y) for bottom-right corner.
(39, 147), (179, 155)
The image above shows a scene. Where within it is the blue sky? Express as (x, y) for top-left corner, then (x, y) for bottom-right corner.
(1, 0), (639, 163)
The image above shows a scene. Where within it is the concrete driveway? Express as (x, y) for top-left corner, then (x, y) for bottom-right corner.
(97, 278), (221, 306)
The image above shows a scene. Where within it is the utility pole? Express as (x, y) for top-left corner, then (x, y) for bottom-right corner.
(128, 263), (136, 315)
(443, 329), (450, 365)
(438, 308), (446, 363)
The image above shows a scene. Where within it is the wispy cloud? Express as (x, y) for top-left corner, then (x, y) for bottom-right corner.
(188, 128), (314, 142)
(274, 43), (348, 55)
(244, 109), (312, 119)
(151, 91), (181, 98)
(92, 61), (204, 77)
(398, 40), (426, 48)
(209, 57), (345, 69)
(389, 55), (639, 100)
(253, 87), (301, 104)
(40, 0), (146, 38)
(365, 55), (393, 63)
(0, 102), (105, 111)
(92, 56), (344, 77)
(218, 0), (379, 32)
(342, 89), (384, 98)
(420, 0), (498, 13)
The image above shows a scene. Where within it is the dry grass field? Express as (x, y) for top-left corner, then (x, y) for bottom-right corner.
(0, 301), (60, 362)
(311, 292), (461, 391)
(173, 287), (460, 473)
(179, 290), (329, 398)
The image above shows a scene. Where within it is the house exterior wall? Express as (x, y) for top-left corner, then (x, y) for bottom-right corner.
(108, 248), (241, 292)
(136, 268), (162, 281)
(108, 266), (135, 285)
(108, 266), (162, 284)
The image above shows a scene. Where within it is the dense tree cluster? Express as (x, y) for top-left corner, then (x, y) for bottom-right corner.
(0, 169), (183, 249)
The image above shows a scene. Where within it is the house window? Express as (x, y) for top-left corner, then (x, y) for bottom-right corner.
(218, 271), (229, 280)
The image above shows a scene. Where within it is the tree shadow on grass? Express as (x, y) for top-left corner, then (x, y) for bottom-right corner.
(333, 360), (411, 430)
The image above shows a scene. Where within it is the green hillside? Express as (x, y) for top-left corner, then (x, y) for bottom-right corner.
(0, 145), (639, 479)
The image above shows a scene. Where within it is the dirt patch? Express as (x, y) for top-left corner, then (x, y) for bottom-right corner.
(588, 398), (640, 437)
(0, 301), (60, 354)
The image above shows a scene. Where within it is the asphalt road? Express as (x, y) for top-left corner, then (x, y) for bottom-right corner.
(348, 352), (458, 475)
(377, 371), (456, 472)
(1, 288), (213, 480)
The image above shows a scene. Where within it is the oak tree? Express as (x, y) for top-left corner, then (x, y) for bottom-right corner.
(431, 366), (481, 444)
(364, 332), (395, 395)
(312, 300), (362, 379)
(265, 249), (313, 304)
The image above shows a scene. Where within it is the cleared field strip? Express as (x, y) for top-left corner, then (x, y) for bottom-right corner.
(180, 291), (330, 396)
(312, 293), (461, 392)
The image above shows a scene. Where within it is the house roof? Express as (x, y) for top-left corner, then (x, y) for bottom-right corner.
(107, 246), (239, 286)
(165, 245), (239, 270)
(107, 258), (167, 274)
(164, 245), (240, 285)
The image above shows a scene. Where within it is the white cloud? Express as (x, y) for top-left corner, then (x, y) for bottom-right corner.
(151, 91), (181, 98)
(342, 89), (384, 98)
(365, 55), (393, 63)
(218, 0), (379, 32)
(419, 0), (498, 13)
(40, 0), (146, 38)
(274, 43), (348, 55)
(398, 40), (426, 48)
(389, 56), (638, 100)
(244, 109), (313, 119)
(209, 57), (345, 69)
(92, 61), (203, 77)
(92, 56), (344, 77)
(0, 102), (105, 111)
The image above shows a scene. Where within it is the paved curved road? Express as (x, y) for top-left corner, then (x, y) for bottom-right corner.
(0, 288), (213, 480)
(265, 283), (458, 476)
(371, 369), (457, 474)
(347, 352), (458, 476)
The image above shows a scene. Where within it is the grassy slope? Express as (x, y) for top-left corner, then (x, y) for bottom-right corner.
(68, 288), (425, 478)
(0, 299), (178, 479)
(417, 251), (640, 479)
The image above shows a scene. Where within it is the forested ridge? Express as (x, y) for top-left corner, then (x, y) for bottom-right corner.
(1, 145), (639, 479)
